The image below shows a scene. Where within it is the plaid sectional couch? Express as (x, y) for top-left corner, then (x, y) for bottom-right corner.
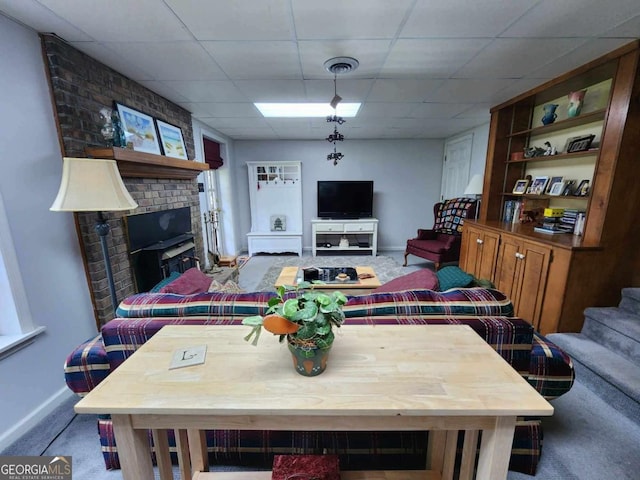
(64, 287), (574, 475)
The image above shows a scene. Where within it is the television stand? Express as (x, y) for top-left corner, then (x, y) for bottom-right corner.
(311, 218), (378, 256)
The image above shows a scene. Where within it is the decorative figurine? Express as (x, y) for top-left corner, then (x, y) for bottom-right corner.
(567, 90), (587, 117)
(544, 141), (557, 156)
(99, 107), (115, 146)
(541, 104), (559, 125)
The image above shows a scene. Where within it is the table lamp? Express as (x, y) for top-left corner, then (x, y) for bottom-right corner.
(50, 157), (138, 312)
(464, 173), (484, 220)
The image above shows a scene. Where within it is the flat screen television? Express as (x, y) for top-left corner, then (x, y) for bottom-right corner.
(317, 180), (374, 219)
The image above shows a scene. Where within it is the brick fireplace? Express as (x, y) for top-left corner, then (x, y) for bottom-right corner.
(42, 34), (205, 327)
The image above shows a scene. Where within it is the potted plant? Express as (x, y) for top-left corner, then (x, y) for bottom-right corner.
(242, 282), (348, 376)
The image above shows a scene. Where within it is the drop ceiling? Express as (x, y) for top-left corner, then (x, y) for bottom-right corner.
(1, 0), (639, 140)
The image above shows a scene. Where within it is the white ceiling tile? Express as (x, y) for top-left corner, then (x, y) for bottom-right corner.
(298, 40), (391, 79)
(292, 0), (414, 39)
(501, 0), (640, 38)
(303, 79), (375, 102)
(455, 38), (585, 78)
(367, 79), (445, 102)
(68, 42), (154, 81)
(102, 42), (226, 81)
(163, 81), (248, 102)
(202, 41), (301, 79)
(357, 103), (416, 118)
(455, 104), (492, 119)
(402, 0), (533, 37)
(234, 80), (307, 102)
(410, 103), (476, 119)
(203, 117), (271, 129)
(428, 79), (513, 104)
(602, 14), (640, 37)
(165, 0), (294, 40)
(0, 0), (92, 41)
(38, 0), (192, 41)
(137, 81), (190, 105)
(180, 103), (261, 118)
(381, 39), (491, 78)
(528, 38), (636, 79)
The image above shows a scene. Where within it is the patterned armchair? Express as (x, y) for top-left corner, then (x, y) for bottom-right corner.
(403, 198), (477, 270)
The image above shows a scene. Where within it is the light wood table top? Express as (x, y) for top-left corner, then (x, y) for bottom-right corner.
(76, 324), (551, 417)
(274, 265), (381, 293)
(75, 325), (552, 480)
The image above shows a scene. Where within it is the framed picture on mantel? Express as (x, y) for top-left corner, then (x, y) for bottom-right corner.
(115, 102), (162, 155)
(156, 119), (188, 160)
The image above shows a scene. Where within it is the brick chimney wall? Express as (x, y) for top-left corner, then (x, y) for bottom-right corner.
(41, 34), (203, 328)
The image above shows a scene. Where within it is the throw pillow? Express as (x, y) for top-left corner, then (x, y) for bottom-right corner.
(208, 279), (245, 293)
(149, 271), (182, 292)
(433, 198), (476, 234)
(436, 266), (474, 291)
(373, 269), (439, 293)
(158, 268), (211, 295)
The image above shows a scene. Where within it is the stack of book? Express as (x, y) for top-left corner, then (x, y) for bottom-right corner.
(555, 209), (587, 235)
(534, 208), (574, 234)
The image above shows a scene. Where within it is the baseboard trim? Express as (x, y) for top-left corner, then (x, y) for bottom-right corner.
(0, 386), (75, 452)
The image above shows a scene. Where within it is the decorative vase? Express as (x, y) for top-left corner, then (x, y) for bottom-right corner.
(541, 104), (559, 125)
(567, 90), (587, 117)
(288, 338), (332, 376)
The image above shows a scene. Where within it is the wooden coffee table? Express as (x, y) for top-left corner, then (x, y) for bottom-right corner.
(274, 266), (381, 294)
(74, 324), (552, 480)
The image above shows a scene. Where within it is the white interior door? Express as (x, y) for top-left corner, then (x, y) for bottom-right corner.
(441, 133), (473, 201)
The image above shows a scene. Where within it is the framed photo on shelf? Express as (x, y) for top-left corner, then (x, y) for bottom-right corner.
(512, 179), (530, 194)
(561, 180), (577, 196)
(155, 119), (188, 159)
(529, 176), (549, 195)
(546, 176), (563, 194)
(549, 181), (566, 196)
(564, 134), (595, 153)
(576, 179), (590, 196)
(115, 103), (162, 155)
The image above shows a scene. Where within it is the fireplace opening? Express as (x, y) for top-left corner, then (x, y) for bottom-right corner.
(125, 207), (198, 292)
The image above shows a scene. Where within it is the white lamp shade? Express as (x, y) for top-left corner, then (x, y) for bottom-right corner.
(50, 157), (138, 212)
(464, 174), (484, 195)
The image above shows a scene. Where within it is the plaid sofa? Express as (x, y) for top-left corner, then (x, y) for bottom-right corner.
(64, 287), (574, 475)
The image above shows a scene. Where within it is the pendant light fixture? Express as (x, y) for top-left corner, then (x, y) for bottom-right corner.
(324, 57), (358, 165)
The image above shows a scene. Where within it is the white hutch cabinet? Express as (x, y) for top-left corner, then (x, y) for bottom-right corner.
(246, 161), (302, 256)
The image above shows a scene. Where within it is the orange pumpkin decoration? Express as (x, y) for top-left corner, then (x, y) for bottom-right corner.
(262, 314), (299, 335)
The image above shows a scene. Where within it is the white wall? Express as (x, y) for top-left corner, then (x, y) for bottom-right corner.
(0, 15), (96, 448)
(233, 139), (445, 251)
(466, 122), (490, 178)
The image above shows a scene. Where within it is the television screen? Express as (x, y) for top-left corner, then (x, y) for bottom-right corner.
(317, 181), (374, 219)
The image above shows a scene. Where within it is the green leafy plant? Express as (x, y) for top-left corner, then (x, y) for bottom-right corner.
(242, 282), (348, 349)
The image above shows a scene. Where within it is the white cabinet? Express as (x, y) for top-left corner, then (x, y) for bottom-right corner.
(247, 162), (302, 256)
(311, 218), (378, 256)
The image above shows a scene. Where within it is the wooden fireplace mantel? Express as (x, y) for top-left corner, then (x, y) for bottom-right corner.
(84, 147), (209, 180)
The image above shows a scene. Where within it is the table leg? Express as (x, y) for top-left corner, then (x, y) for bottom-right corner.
(175, 429), (192, 480)
(441, 430), (458, 480)
(112, 415), (154, 480)
(427, 430), (446, 471)
(187, 429), (209, 473)
(151, 430), (173, 480)
(459, 430), (479, 480)
(476, 417), (516, 480)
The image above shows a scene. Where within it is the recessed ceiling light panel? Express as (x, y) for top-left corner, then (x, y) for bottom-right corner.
(255, 103), (360, 117)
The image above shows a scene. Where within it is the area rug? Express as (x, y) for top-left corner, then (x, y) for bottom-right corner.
(254, 255), (419, 292)
(236, 255), (250, 269)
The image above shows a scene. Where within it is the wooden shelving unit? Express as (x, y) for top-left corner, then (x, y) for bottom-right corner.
(85, 146), (208, 179)
(461, 40), (640, 334)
